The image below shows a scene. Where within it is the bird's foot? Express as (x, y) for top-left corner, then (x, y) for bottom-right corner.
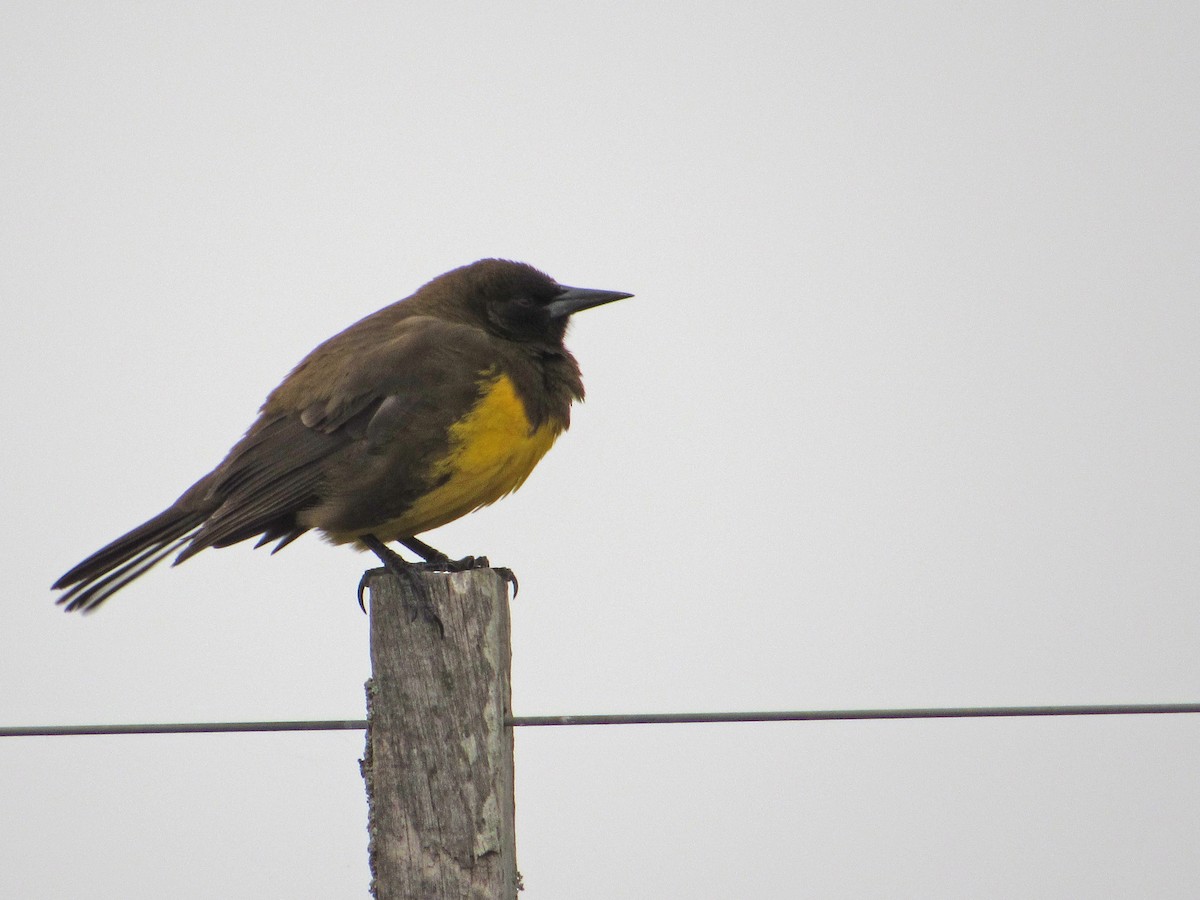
(358, 537), (445, 636)
(417, 552), (490, 572)
(412, 554), (518, 596)
(393, 536), (518, 595)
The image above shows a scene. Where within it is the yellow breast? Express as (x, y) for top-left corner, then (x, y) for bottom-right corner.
(382, 372), (564, 537)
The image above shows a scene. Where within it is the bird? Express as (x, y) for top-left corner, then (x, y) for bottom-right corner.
(53, 259), (631, 613)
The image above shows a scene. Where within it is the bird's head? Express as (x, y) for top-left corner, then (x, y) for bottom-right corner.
(421, 259), (632, 347)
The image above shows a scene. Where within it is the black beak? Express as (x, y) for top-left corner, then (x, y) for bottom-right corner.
(545, 285), (634, 320)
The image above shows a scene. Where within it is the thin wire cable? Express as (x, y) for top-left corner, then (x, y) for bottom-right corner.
(0, 720), (368, 737)
(2, 703), (1199, 737)
(510, 703), (1200, 727)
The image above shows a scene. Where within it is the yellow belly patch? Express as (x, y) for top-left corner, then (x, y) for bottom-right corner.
(381, 372), (563, 537)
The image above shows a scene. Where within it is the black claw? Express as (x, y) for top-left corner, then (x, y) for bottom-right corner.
(357, 567), (387, 613)
(496, 567), (519, 597)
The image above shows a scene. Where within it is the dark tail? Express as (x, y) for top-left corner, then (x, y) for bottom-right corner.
(52, 506), (207, 613)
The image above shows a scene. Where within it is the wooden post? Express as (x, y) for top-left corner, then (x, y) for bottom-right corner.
(361, 568), (518, 900)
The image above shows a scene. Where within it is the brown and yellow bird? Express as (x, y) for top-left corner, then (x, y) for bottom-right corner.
(53, 259), (631, 612)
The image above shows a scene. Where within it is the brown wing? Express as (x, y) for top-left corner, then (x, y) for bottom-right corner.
(179, 315), (500, 555)
(55, 316), (502, 610)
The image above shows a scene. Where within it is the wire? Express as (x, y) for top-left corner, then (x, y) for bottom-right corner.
(0, 720), (367, 737)
(2, 703), (1198, 737)
(509, 703), (1200, 726)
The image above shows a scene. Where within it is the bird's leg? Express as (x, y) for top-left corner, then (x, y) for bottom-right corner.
(397, 536), (519, 597)
(358, 534), (444, 636)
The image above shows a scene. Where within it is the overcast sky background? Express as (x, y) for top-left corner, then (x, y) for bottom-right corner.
(4, 3), (1199, 898)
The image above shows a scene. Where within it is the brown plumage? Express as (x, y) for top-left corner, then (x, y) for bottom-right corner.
(53, 259), (631, 612)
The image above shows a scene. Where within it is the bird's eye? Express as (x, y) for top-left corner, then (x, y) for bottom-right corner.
(511, 295), (534, 307)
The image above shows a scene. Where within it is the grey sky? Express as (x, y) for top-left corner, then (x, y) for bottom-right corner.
(4, 3), (1199, 898)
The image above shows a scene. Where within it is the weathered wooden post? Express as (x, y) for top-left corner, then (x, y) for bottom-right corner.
(361, 568), (517, 899)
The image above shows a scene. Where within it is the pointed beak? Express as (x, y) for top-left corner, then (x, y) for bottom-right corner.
(545, 285), (634, 319)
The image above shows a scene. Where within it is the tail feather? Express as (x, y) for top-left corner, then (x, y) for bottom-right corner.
(53, 506), (206, 613)
(53, 409), (336, 611)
